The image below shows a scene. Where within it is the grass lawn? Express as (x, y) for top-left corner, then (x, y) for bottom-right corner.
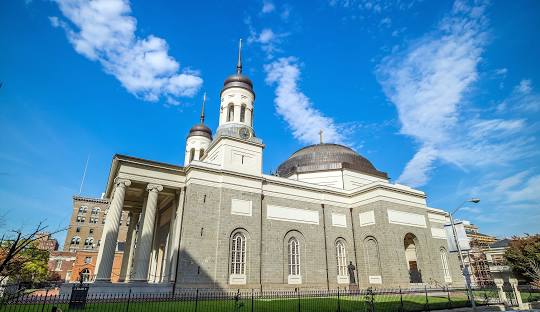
(3, 294), (472, 312)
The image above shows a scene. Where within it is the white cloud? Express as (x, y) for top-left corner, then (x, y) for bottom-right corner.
(51, 0), (202, 103)
(376, 0), (536, 187)
(247, 27), (288, 59)
(497, 79), (540, 113)
(264, 57), (344, 145)
(261, 1), (275, 14)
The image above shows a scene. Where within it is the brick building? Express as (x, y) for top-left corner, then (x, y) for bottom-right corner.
(36, 232), (59, 252)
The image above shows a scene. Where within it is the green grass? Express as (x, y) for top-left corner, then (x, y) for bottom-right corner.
(2, 294), (473, 312)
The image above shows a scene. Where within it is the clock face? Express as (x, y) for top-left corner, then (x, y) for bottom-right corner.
(239, 127), (251, 140)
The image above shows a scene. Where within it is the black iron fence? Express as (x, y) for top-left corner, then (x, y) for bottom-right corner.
(1, 285), (538, 312)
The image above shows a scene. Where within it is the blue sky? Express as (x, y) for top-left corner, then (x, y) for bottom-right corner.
(1, 0), (539, 243)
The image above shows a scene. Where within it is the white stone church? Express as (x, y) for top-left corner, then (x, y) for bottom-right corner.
(90, 43), (463, 292)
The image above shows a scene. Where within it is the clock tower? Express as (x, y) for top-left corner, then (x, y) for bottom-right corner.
(203, 40), (264, 176)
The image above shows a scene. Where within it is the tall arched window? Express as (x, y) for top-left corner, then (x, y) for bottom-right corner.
(288, 237), (300, 276)
(199, 148), (205, 159)
(227, 104), (234, 122)
(189, 148), (195, 162)
(250, 110), (254, 127)
(240, 104), (246, 122)
(71, 236), (80, 245)
(336, 240), (347, 277)
(440, 248), (452, 282)
(80, 268), (90, 282)
(230, 232), (246, 275)
(404, 233), (422, 283)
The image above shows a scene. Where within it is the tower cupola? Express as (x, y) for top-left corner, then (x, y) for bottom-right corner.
(185, 93), (212, 165)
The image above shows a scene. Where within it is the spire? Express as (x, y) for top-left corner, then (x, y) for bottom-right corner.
(236, 39), (243, 75)
(319, 129), (324, 144)
(200, 92), (206, 124)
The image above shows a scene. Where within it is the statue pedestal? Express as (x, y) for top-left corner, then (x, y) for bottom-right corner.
(349, 283), (359, 292)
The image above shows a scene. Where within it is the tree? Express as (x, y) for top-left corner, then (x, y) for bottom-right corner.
(504, 234), (540, 286)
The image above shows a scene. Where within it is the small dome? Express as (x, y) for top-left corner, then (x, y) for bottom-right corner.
(276, 143), (388, 179)
(187, 124), (212, 140)
(221, 74), (254, 95)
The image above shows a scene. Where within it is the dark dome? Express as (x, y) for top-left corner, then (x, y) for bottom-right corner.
(221, 74), (254, 95)
(276, 143), (388, 179)
(187, 124), (212, 140)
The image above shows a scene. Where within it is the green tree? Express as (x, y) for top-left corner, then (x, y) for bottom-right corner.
(504, 234), (540, 286)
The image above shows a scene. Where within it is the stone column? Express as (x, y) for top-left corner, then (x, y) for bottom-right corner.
(118, 211), (140, 282)
(509, 278), (525, 308)
(131, 183), (163, 282)
(95, 178), (131, 282)
(494, 278), (508, 305)
(163, 189), (185, 282)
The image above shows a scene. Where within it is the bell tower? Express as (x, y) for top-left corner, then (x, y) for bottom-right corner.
(184, 93), (212, 166)
(204, 40), (264, 176)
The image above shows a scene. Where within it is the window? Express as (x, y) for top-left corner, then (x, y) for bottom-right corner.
(84, 238), (94, 249)
(126, 215), (130, 226)
(189, 148), (195, 162)
(80, 268), (90, 282)
(76, 216), (85, 223)
(440, 248), (452, 282)
(230, 232), (246, 275)
(89, 217), (98, 224)
(288, 237), (300, 276)
(91, 207), (100, 215)
(102, 210), (108, 224)
(71, 236), (80, 245)
(227, 104), (234, 122)
(55, 260), (63, 271)
(240, 104), (246, 122)
(199, 148), (205, 159)
(76, 227), (81, 233)
(89, 228), (94, 235)
(84, 256), (92, 264)
(250, 110), (254, 127)
(78, 206), (87, 215)
(336, 240), (347, 277)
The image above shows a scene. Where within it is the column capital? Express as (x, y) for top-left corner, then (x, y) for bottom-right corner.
(147, 183), (164, 193)
(114, 178), (132, 188)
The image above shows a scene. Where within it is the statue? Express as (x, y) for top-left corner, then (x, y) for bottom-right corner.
(347, 261), (356, 284)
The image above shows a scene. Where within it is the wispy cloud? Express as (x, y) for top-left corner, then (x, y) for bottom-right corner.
(265, 57), (344, 145)
(497, 79), (540, 112)
(50, 0), (202, 104)
(261, 1), (275, 14)
(247, 28), (288, 59)
(376, 0), (535, 187)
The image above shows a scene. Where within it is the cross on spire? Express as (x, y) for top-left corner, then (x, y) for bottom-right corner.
(200, 92), (206, 124)
(236, 39), (243, 75)
(319, 129), (324, 144)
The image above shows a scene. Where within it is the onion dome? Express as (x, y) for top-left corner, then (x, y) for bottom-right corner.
(221, 39), (254, 95)
(276, 143), (388, 179)
(187, 92), (212, 140)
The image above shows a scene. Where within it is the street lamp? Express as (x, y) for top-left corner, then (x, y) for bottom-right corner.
(449, 198), (480, 311)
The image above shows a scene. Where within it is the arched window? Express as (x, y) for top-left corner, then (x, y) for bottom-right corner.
(336, 240), (347, 277)
(91, 207), (100, 215)
(80, 268), (90, 282)
(250, 110), (254, 127)
(84, 237), (94, 248)
(199, 148), (205, 159)
(78, 206), (87, 214)
(71, 236), (81, 245)
(240, 104), (246, 122)
(227, 104), (234, 122)
(230, 232), (246, 275)
(288, 237), (300, 276)
(189, 148), (195, 162)
(404, 233), (422, 283)
(440, 248), (452, 282)
(364, 236), (383, 283)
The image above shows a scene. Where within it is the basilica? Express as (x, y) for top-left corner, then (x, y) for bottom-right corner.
(91, 43), (463, 292)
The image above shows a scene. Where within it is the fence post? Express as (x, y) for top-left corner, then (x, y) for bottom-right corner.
(337, 287), (341, 312)
(251, 288), (254, 312)
(296, 288), (300, 312)
(368, 287), (375, 312)
(399, 286), (404, 312)
(424, 286), (430, 312)
(447, 287), (452, 309)
(125, 288), (131, 312)
(40, 288), (49, 312)
(195, 289), (199, 312)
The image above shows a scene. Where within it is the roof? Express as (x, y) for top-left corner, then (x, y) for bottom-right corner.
(187, 123), (212, 140)
(490, 238), (511, 249)
(276, 143), (388, 179)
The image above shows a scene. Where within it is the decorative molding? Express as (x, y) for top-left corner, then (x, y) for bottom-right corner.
(431, 228), (447, 239)
(147, 183), (164, 192)
(387, 210), (427, 228)
(331, 213), (347, 227)
(115, 178), (132, 187)
(267, 205), (319, 225)
(231, 199), (252, 217)
(359, 211), (376, 227)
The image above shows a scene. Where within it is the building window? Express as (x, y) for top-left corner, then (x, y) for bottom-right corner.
(199, 148), (205, 159)
(89, 228), (94, 235)
(227, 104), (234, 122)
(240, 104), (246, 122)
(230, 232), (246, 275)
(84, 238), (94, 249)
(91, 207), (100, 215)
(76, 227), (81, 233)
(250, 110), (254, 127)
(440, 248), (452, 282)
(126, 215), (130, 226)
(288, 237), (300, 276)
(55, 260), (63, 271)
(89, 217), (98, 224)
(336, 240), (347, 277)
(76, 216), (85, 223)
(78, 206), (87, 215)
(84, 257), (92, 264)
(80, 268), (90, 282)
(71, 236), (80, 245)
(189, 148), (195, 162)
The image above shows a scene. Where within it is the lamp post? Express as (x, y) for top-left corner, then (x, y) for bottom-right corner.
(449, 198), (480, 311)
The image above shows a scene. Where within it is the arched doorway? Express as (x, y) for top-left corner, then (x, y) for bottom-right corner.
(404, 233), (422, 283)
